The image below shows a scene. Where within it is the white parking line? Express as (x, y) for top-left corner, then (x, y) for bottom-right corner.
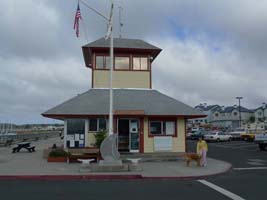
(229, 145), (257, 149)
(208, 143), (256, 150)
(198, 180), (246, 200)
(234, 167), (267, 170)
(220, 142), (249, 146)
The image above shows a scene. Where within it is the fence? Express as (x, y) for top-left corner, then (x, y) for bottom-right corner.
(0, 131), (61, 147)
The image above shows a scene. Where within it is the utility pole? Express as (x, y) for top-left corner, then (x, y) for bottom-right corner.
(236, 97), (243, 128)
(263, 102), (266, 122)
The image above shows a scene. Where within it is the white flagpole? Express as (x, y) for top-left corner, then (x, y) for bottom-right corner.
(108, 1), (114, 136)
(78, 0), (114, 136)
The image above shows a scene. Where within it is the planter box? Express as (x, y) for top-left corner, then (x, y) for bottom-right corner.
(47, 157), (67, 163)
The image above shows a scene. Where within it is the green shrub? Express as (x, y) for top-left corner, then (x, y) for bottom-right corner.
(94, 130), (107, 148)
(49, 149), (69, 157)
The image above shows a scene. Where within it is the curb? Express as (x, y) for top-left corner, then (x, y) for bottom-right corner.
(0, 175), (143, 180)
(0, 164), (232, 181)
(143, 163), (232, 180)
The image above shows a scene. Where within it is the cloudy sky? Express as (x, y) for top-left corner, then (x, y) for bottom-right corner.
(1, 0), (267, 124)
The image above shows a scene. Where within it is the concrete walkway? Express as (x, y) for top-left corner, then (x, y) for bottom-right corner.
(0, 137), (231, 179)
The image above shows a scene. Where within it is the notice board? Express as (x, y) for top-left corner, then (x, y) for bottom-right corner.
(154, 136), (172, 151)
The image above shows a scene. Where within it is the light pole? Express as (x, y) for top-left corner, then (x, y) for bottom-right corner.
(236, 97), (243, 127)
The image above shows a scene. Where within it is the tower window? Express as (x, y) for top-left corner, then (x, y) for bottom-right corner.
(115, 56), (130, 70)
(133, 57), (148, 70)
(95, 56), (110, 69)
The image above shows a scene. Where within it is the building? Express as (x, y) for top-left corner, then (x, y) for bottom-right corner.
(254, 105), (267, 123)
(42, 38), (204, 153)
(210, 105), (253, 129)
(191, 104), (220, 125)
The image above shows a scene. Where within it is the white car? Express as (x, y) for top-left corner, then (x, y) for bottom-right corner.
(204, 131), (232, 142)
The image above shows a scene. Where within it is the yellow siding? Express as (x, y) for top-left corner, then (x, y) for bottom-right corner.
(143, 118), (186, 153)
(143, 118), (154, 152)
(87, 132), (97, 147)
(172, 119), (186, 152)
(93, 70), (150, 88)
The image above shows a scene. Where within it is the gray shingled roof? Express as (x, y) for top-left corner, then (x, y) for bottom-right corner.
(213, 106), (253, 113)
(83, 38), (161, 50)
(195, 105), (220, 111)
(42, 89), (204, 118)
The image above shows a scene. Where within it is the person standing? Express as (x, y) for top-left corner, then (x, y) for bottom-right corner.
(197, 136), (208, 167)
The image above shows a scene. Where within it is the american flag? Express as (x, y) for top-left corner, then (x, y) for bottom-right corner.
(73, 3), (82, 37)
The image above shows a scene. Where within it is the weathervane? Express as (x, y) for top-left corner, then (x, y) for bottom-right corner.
(119, 6), (123, 38)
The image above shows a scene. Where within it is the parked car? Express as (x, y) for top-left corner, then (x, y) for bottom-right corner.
(241, 132), (255, 141)
(228, 128), (245, 140)
(204, 131), (232, 142)
(254, 132), (267, 150)
(190, 130), (208, 140)
(186, 131), (194, 139)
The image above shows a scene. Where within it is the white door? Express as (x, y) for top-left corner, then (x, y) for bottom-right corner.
(129, 119), (139, 153)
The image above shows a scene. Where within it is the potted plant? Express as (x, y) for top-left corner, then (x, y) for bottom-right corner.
(47, 149), (70, 162)
(94, 130), (107, 148)
(94, 130), (107, 160)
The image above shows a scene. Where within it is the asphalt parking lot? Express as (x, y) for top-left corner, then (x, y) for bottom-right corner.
(187, 139), (267, 168)
(0, 140), (266, 200)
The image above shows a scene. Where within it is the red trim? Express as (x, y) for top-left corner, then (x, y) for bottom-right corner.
(92, 70), (94, 88)
(184, 119), (187, 153)
(113, 116), (117, 134)
(148, 118), (177, 138)
(150, 68), (152, 89)
(140, 118), (144, 153)
(83, 46), (162, 68)
(92, 52), (95, 87)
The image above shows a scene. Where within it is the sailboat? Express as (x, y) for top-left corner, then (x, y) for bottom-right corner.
(0, 123), (6, 135)
(6, 123), (17, 136)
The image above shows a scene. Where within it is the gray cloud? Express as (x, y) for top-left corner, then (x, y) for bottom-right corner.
(0, 0), (267, 124)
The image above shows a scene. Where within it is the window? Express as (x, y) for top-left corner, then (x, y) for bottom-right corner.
(95, 56), (110, 69)
(115, 56), (129, 70)
(89, 119), (97, 131)
(133, 57), (148, 70)
(89, 118), (107, 132)
(215, 113), (219, 117)
(98, 118), (107, 131)
(150, 121), (162, 135)
(66, 119), (85, 135)
(149, 121), (175, 136)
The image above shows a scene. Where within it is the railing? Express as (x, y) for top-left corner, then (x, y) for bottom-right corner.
(0, 131), (61, 147)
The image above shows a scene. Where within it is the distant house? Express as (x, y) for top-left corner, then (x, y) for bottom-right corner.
(42, 38), (204, 153)
(254, 106), (267, 123)
(210, 106), (253, 128)
(191, 104), (220, 125)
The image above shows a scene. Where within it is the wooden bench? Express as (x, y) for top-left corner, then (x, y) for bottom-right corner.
(67, 148), (100, 163)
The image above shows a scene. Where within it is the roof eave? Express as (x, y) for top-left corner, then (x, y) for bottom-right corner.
(42, 113), (206, 120)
